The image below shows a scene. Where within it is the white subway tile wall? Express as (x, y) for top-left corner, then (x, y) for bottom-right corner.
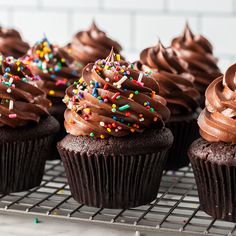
(0, 0), (235, 70)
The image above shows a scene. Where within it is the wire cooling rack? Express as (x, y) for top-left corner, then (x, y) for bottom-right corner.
(0, 160), (235, 236)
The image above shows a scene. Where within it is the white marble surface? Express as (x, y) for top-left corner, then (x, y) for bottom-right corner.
(0, 212), (180, 236)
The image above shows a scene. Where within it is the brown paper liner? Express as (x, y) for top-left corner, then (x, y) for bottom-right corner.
(189, 154), (236, 222)
(165, 118), (199, 170)
(58, 149), (168, 209)
(0, 135), (53, 193)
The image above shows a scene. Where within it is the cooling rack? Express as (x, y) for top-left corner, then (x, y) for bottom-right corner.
(0, 160), (235, 236)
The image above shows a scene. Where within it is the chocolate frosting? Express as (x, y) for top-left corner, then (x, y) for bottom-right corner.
(171, 23), (221, 95)
(135, 41), (200, 116)
(25, 37), (81, 102)
(198, 63), (236, 144)
(63, 49), (170, 138)
(66, 21), (122, 66)
(0, 56), (50, 128)
(0, 27), (29, 59)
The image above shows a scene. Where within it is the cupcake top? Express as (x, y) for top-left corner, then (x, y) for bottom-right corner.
(198, 63), (236, 144)
(63, 49), (170, 138)
(0, 27), (29, 59)
(66, 21), (122, 66)
(171, 23), (221, 95)
(0, 56), (50, 128)
(135, 41), (200, 116)
(24, 37), (81, 102)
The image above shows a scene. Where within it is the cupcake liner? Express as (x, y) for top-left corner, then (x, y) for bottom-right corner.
(190, 155), (236, 222)
(0, 135), (53, 193)
(165, 118), (199, 170)
(58, 148), (168, 209)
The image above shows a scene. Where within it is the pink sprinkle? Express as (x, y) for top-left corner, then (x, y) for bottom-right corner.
(9, 114), (17, 118)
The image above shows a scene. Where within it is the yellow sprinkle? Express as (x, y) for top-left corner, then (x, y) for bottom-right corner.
(36, 50), (41, 55)
(112, 104), (116, 108)
(129, 93), (134, 99)
(17, 67), (20, 71)
(16, 60), (20, 66)
(107, 128), (111, 132)
(120, 69), (124, 73)
(100, 134), (105, 139)
(49, 90), (55, 95)
(43, 41), (48, 46)
(116, 54), (120, 61)
(104, 65), (109, 69)
(61, 58), (65, 63)
(79, 78), (84, 84)
(40, 52), (44, 58)
(84, 108), (91, 114)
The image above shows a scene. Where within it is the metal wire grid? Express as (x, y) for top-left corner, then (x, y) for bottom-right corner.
(0, 160), (235, 236)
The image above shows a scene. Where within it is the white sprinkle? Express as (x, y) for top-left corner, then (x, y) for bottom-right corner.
(100, 121), (105, 127)
(9, 77), (14, 84)
(9, 100), (14, 110)
(68, 102), (73, 109)
(138, 72), (143, 83)
(113, 76), (127, 88)
(105, 78), (110, 82)
(7, 88), (11, 93)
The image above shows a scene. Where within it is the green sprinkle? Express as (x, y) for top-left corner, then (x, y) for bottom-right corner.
(134, 90), (139, 95)
(131, 64), (134, 69)
(111, 108), (116, 113)
(129, 76), (133, 81)
(150, 108), (155, 112)
(118, 104), (130, 111)
(34, 217), (39, 224)
(90, 132), (95, 137)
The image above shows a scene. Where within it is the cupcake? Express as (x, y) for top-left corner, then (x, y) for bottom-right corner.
(135, 41), (200, 170)
(24, 37), (81, 159)
(65, 21), (122, 67)
(0, 26), (29, 58)
(0, 56), (59, 193)
(171, 23), (222, 107)
(57, 49), (173, 209)
(188, 63), (236, 222)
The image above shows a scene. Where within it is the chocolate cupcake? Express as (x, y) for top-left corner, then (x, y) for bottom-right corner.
(65, 21), (122, 67)
(0, 56), (59, 193)
(57, 50), (173, 209)
(0, 27), (29, 58)
(171, 23), (222, 107)
(24, 37), (81, 159)
(188, 63), (236, 222)
(135, 41), (200, 170)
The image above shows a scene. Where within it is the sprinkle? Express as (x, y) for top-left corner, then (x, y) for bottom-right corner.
(113, 76), (127, 88)
(150, 108), (154, 112)
(92, 88), (98, 97)
(90, 132), (95, 137)
(9, 114), (17, 119)
(103, 83), (109, 90)
(9, 100), (13, 110)
(118, 104), (130, 111)
(7, 88), (11, 93)
(153, 117), (158, 122)
(84, 108), (91, 114)
(116, 54), (121, 61)
(9, 77), (14, 84)
(134, 90), (139, 95)
(100, 134), (105, 139)
(129, 93), (134, 99)
(107, 128), (111, 132)
(100, 121), (105, 127)
(112, 104), (116, 108)
(152, 91), (156, 98)
(111, 108), (116, 113)
(138, 72), (143, 83)
(34, 217), (39, 224)
(111, 92), (120, 101)
(5, 67), (10, 73)
(49, 90), (55, 95)
(130, 128), (135, 133)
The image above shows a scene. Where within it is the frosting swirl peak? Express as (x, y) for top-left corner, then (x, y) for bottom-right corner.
(63, 49), (170, 138)
(25, 37), (81, 102)
(198, 63), (236, 144)
(0, 56), (50, 128)
(66, 21), (122, 66)
(135, 41), (200, 116)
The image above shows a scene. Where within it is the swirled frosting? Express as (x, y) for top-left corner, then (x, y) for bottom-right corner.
(135, 41), (200, 116)
(63, 49), (170, 138)
(66, 21), (122, 66)
(171, 23), (221, 95)
(0, 27), (29, 59)
(0, 56), (50, 127)
(24, 37), (81, 102)
(198, 63), (236, 144)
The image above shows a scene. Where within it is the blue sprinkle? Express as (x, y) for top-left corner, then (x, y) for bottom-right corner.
(92, 88), (97, 97)
(95, 81), (99, 88)
(120, 119), (125, 123)
(50, 74), (56, 79)
(72, 70), (77, 76)
(5, 67), (10, 72)
(113, 116), (117, 120)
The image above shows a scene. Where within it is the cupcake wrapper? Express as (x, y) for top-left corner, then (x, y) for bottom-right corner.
(165, 119), (199, 170)
(58, 149), (168, 209)
(0, 135), (53, 193)
(190, 156), (236, 222)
